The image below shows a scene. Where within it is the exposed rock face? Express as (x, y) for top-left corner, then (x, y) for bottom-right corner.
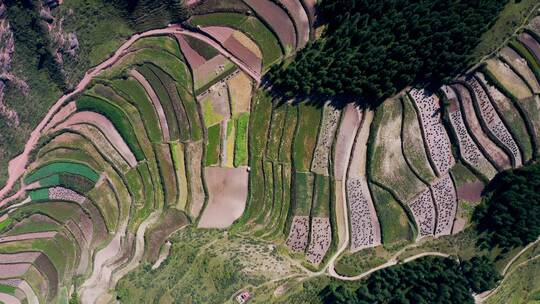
(40, 4), (78, 63)
(0, 3), (21, 127)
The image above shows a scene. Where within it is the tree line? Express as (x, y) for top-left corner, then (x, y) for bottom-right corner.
(321, 256), (500, 304)
(267, 0), (507, 107)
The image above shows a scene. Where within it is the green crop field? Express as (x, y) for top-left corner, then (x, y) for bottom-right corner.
(110, 77), (163, 142)
(293, 172), (314, 216)
(76, 95), (145, 160)
(205, 124), (221, 166)
(25, 161), (99, 184)
(293, 104), (322, 172)
(370, 183), (414, 244)
(234, 113), (249, 167)
(130, 36), (183, 59)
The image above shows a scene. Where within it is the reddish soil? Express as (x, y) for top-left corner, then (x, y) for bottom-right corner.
(519, 32), (540, 62)
(204, 26), (234, 42)
(198, 167), (249, 228)
(175, 34), (206, 69)
(334, 104), (361, 180)
(244, 0), (297, 49)
(0, 231), (57, 244)
(145, 209), (189, 263)
(131, 69), (170, 142)
(223, 35), (262, 76)
(281, 0), (310, 48)
(53, 111), (138, 167)
(0, 264), (31, 278)
(456, 181), (484, 202)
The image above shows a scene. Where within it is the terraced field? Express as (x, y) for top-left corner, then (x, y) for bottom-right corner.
(0, 2), (540, 303)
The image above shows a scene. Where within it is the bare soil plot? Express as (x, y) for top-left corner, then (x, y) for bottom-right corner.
(500, 47), (540, 94)
(519, 32), (540, 62)
(485, 59), (533, 100)
(130, 69), (170, 141)
(243, 0), (296, 52)
(431, 175), (457, 236)
(232, 31), (262, 59)
(222, 32), (262, 76)
(145, 209), (189, 263)
(409, 88), (455, 175)
(311, 104), (340, 176)
(333, 104), (361, 180)
(478, 73), (533, 162)
(0, 232), (57, 244)
(198, 167), (248, 228)
(468, 76), (522, 167)
(227, 72), (252, 116)
(456, 181), (484, 203)
(199, 81), (230, 127)
(444, 86), (497, 179)
(280, 0), (310, 48)
(369, 100), (424, 202)
(193, 54), (236, 92)
(452, 83), (511, 170)
(175, 34), (206, 69)
(306, 217), (331, 265)
(348, 109), (371, 178)
(407, 189), (436, 238)
(300, 0), (316, 24)
(43, 101), (76, 132)
(285, 215), (309, 252)
(51, 111), (137, 167)
(185, 141), (205, 218)
(401, 96), (437, 183)
(346, 177), (381, 252)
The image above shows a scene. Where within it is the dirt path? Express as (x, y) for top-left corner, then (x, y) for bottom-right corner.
(475, 252), (540, 303)
(0, 25), (260, 208)
(111, 212), (160, 286)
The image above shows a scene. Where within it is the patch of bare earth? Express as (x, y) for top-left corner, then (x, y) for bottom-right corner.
(198, 167), (248, 228)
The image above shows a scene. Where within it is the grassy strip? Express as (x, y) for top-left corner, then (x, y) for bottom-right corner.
(369, 182), (414, 244)
(293, 103), (322, 172)
(265, 104), (287, 161)
(110, 77), (163, 142)
(76, 95), (145, 160)
(170, 142), (188, 210)
(11, 201), (78, 225)
(0, 218), (13, 234)
(104, 48), (191, 89)
(149, 64), (192, 142)
(125, 168), (145, 204)
(293, 172), (314, 216)
(130, 163), (155, 228)
(183, 35), (219, 60)
(205, 124), (221, 166)
(25, 161), (99, 184)
(177, 85), (203, 141)
(86, 181), (120, 233)
(0, 284), (16, 295)
(190, 13), (282, 68)
(234, 113), (249, 167)
(201, 96), (224, 127)
(136, 64), (181, 140)
(311, 174), (330, 217)
(509, 40), (540, 84)
(130, 35), (183, 58)
(480, 69), (535, 161)
(401, 96), (436, 183)
(5, 220), (59, 236)
(278, 105), (298, 163)
(253, 161), (275, 228)
(236, 90), (272, 225)
(154, 143), (179, 208)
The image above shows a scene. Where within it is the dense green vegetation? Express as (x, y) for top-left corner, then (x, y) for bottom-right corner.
(474, 162), (540, 250)
(268, 0), (507, 107)
(110, 0), (188, 31)
(322, 256), (500, 304)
